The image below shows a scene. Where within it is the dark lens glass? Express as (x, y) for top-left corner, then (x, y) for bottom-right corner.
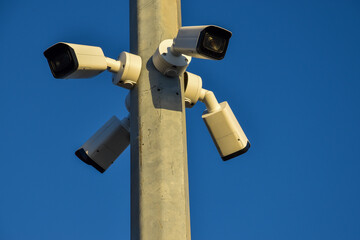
(50, 51), (72, 73)
(44, 43), (78, 78)
(203, 32), (226, 53)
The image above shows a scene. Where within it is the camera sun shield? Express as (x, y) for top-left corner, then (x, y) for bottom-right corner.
(44, 42), (108, 79)
(197, 26), (232, 60)
(172, 25), (232, 60)
(44, 43), (78, 78)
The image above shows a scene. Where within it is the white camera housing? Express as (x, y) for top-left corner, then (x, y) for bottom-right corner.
(183, 71), (250, 160)
(44, 42), (120, 79)
(44, 43), (142, 87)
(112, 51), (142, 89)
(152, 25), (231, 77)
(173, 25), (232, 60)
(202, 100), (250, 161)
(75, 116), (130, 173)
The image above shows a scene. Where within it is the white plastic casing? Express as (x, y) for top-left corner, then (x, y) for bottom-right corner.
(75, 116), (130, 173)
(173, 26), (206, 59)
(46, 42), (109, 79)
(112, 52), (142, 89)
(184, 72), (202, 108)
(70, 44), (108, 78)
(173, 25), (232, 60)
(202, 102), (250, 161)
(152, 39), (192, 77)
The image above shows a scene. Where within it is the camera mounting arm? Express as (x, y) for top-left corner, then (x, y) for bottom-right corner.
(105, 57), (121, 73)
(198, 89), (222, 113)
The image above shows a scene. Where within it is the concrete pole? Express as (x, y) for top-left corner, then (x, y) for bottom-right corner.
(129, 0), (191, 239)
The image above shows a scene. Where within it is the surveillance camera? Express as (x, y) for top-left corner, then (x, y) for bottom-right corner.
(75, 116), (130, 173)
(44, 42), (120, 79)
(200, 90), (250, 161)
(202, 101), (250, 161)
(44, 42), (142, 85)
(182, 71), (250, 160)
(173, 25), (232, 60)
(152, 25), (231, 77)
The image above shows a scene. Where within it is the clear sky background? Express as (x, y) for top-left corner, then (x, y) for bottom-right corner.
(1, 0), (360, 239)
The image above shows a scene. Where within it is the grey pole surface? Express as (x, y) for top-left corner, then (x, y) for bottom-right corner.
(129, 0), (191, 239)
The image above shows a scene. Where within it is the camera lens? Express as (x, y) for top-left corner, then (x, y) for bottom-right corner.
(50, 51), (72, 73)
(196, 26), (232, 60)
(203, 33), (226, 53)
(44, 43), (78, 78)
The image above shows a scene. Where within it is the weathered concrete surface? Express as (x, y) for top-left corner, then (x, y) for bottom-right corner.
(129, 0), (191, 239)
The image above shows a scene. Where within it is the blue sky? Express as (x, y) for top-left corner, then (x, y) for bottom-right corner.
(1, 0), (360, 239)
